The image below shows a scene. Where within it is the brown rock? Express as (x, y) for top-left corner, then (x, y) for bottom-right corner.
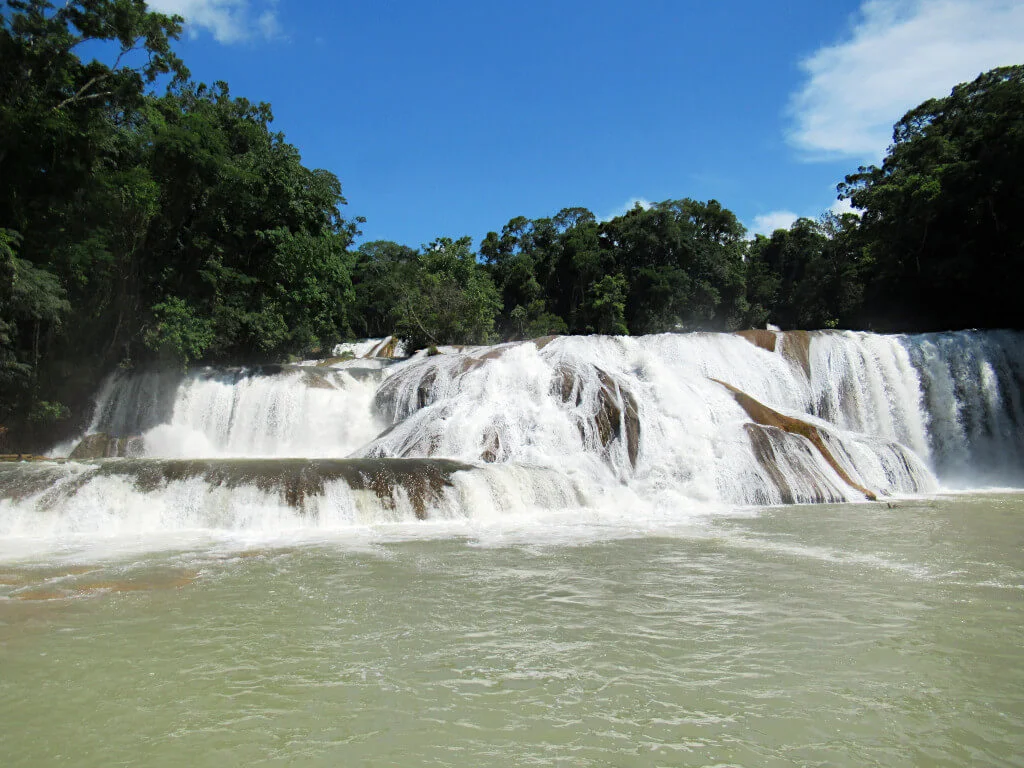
(735, 329), (778, 353)
(550, 364), (641, 468)
(69, 433), (142, 460)
(744, 424), (848, 504)
(370, 336), (400, 358)
(301, 369), (340, 389)
(314, 353), (355, 367)
(88, 457), (473, 519)
(713, 378), (876, 501)
(531, 335), (561, 350)
(551, 363), (582, 406)
(481, 430), (502, 463)
(779, 330), (812, 378)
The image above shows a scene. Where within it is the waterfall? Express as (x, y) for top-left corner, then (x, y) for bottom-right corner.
(86, 364), (385, 459)
(2, 331), (1022, 543)
(903, 330), (1024, 484)
(808, 330), (1024, 486)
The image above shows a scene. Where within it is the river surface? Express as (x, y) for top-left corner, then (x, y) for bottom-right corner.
(1, 492), (1022, 767)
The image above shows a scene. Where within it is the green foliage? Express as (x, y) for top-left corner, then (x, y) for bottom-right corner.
(392, 237), (500, 350)
(585, 274), (629, 335)
(507, 301), (567, 340)
(27, 400), (70, 424)
(838, 65), (1024, 330)
(143, 297), (215, 368)
(0, 228), (70, 392)
(483, 199), (749, 336)
(744, 214), (866, 330)
(350, 240), (418, 338)
(141, 82), (358, 362)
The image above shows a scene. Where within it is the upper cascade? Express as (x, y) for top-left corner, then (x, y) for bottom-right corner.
(10, 329), (1022, 531)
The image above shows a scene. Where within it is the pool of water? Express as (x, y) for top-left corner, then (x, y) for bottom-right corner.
(1, 493), (1022, 766)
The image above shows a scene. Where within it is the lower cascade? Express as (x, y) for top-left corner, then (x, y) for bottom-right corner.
(2, 330), (1022, 539)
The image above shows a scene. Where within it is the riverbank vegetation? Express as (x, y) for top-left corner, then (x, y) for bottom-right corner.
(2, 1), (1022, 448)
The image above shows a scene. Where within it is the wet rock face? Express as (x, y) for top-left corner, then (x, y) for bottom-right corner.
(735, 329), (778, 353)
(315, 353), (356, 367)
(373, 362), (441, 424)
(552, 363), (583, 406)
(69, 433), (143, 460)
(734, 329), (812, 377)
(373, 343), (536, 426)
(712, 379), (877, 501)
(551, 363), (641, 469)
(0, 462), (80, 502)
(88, 458), (473, 519)
(531, 335), (561, 351)
(780, 331), (812, 377)
(300, 368), (342, 390)
(480, 430), (502, 463)
(744, 424), (847, 505)
(369, 337), (399, 358)
(595, 370), (640, 468)
(369, 345), (642, 470)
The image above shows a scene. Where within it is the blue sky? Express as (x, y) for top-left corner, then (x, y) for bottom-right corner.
(146, 0), (1024, 247)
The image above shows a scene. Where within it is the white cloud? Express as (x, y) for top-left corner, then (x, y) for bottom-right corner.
(829, 197), (859, 217)
(748, 198), (861, 238)
(788, 0), (1024, 160)
(149, 0), (281, 44)
(751, 210), (799, 236)
(599, 197), (653, 222)
(257, 10), (282, 40)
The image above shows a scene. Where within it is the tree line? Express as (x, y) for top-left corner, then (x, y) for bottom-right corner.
(2, 1), (1022, 449)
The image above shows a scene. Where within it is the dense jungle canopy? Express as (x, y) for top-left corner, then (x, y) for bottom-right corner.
(1, 1), (1022, 448)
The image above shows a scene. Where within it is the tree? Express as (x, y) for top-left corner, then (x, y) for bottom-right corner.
(392, 237), (500, 349)
(350, 240), (419, 338)
(140, 82), (358, 362)
(744, 214), (865, 330)
(598, 199), (748, 332)
(0, 0), (186, 443)
(0, 229), (70, 424)
(584, 274), (629, 335)
(0, 0), (186, 235)
(839, 65), (1024, 331)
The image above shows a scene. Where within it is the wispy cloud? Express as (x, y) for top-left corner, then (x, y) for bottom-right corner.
(788, 0), (1024, 160)
(751, 211), (799, 236)
(599, 197), (652, 222)
(749, 198), (861, 237)
(829, 198), (858, 217)
(257, 9), (282, 40)
(149, 0), (282, 44)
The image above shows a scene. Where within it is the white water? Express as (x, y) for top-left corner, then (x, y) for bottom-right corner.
(810, 330), (1024, 485)
(2, 330), (1023, 549)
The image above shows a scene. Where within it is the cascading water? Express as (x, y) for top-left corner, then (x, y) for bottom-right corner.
(904, 330), (1024, 484)
(808, 330), (1024, 485)
(1, 331), (1022, 547)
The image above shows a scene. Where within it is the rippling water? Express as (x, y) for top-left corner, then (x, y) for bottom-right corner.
(1, 493), (1023, 767)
